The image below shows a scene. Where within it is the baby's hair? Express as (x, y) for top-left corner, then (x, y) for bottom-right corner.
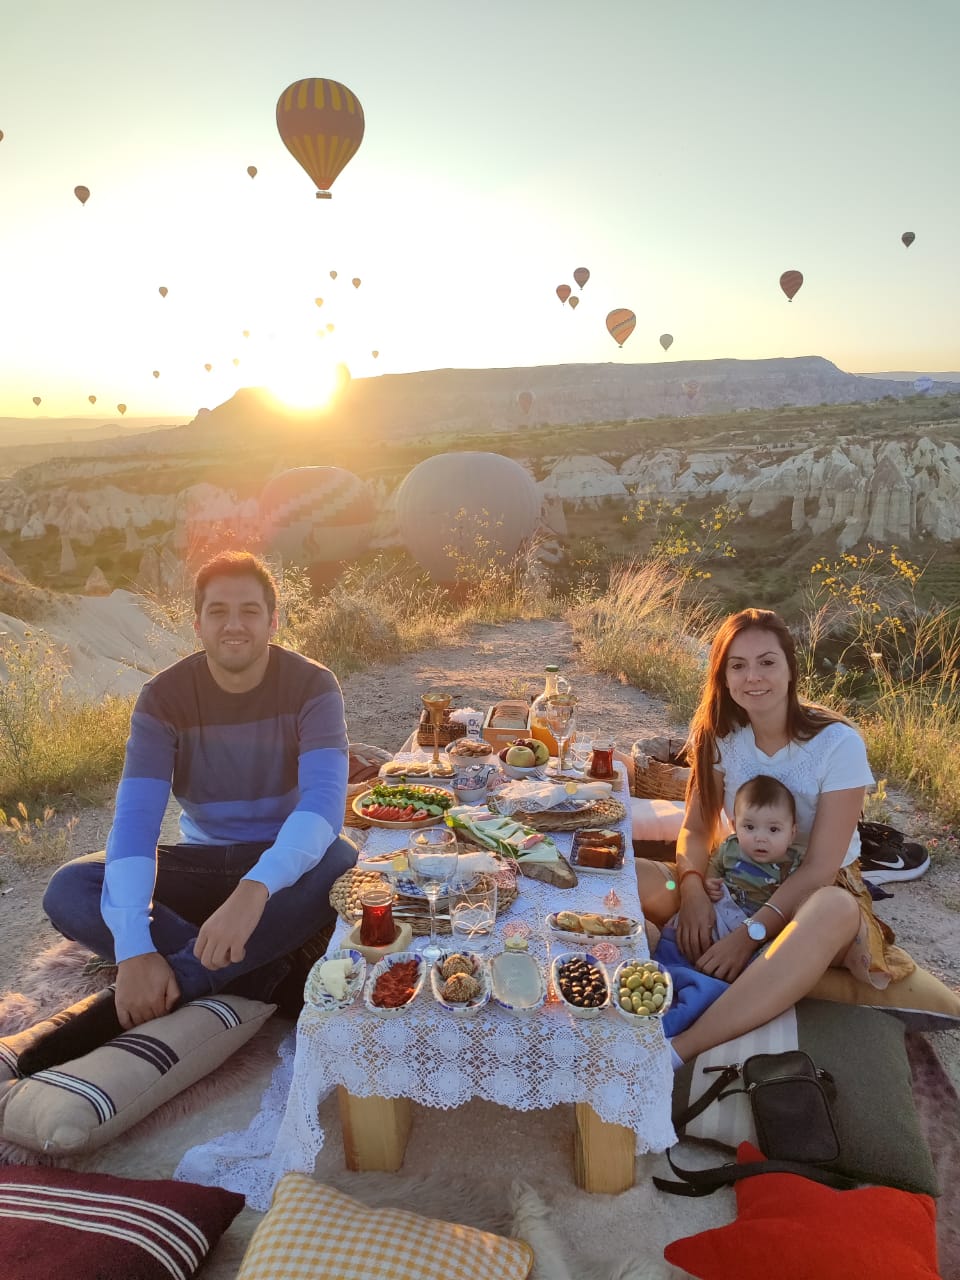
(734, 774), (796, 821)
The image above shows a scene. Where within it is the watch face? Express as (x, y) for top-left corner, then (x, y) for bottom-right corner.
(746, 919), (767, 942)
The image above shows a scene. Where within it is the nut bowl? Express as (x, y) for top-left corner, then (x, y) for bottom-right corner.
(304, 948), (366, 1013)
(429, 950), (491, 1017)
(551, 951), (611, 1020)
(363, 951), (426, 1019)
(612, 958), (674, 1025)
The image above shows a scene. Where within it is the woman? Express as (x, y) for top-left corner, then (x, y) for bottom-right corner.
(637, 608), (912, 1065)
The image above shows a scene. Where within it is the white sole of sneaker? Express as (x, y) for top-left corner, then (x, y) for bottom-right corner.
(860, 854), (931, 885)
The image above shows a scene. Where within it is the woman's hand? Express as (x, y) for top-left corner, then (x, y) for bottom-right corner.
(695, 926), (758, 982)
(676, 886), (717, 962)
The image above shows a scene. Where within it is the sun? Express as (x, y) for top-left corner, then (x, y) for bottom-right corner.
(259, 343), (343, 412)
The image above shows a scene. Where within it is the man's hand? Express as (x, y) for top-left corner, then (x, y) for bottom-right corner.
(695, 926), (758, 983)
(194, 880), (269, 972)
(115, 953), (181, 1030)
(675, 885), (717, 962)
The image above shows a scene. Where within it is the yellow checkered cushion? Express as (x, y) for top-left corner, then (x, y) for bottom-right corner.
(238, 1173), (534, 1280)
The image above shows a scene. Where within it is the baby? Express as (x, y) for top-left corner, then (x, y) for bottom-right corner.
(706, 774), (801, 938)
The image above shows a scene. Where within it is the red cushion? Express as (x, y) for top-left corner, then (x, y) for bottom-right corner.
(0, 1165), (244, 1280)
(665, 1142), (941, 1280)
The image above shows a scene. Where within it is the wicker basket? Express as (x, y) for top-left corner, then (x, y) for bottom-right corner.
(415, 708), (467, 748)
(631, 737), (690, 800)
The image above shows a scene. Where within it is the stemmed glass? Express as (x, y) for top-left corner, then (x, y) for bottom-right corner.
(421, 690), (452, 766)
(407, 827), (460, 963)
(544, 695), (577, 772)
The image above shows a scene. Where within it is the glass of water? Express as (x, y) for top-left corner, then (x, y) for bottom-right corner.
(449, 879), (498, 953)
(407, 827), (460, 963)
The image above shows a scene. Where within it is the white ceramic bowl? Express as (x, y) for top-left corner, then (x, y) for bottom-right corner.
(611, 958), (674, 1025)
(429, 951), (491, 1016)
(497, 747), (544, 781)
(546, 912), (643, 947)
(303, 948), (367, 1013)
(362, 951), (426, 1019)
(551, 951), (611, 1020)
(489, 950), (546, 1016)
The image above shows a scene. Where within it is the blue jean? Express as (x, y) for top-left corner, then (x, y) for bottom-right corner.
(42, 836), (358, 1003)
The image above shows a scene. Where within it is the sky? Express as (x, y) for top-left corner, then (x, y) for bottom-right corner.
(1, 0), (958, 420)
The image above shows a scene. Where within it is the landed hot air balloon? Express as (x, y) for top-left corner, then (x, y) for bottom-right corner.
(152, 370), (160, 378)
(556, 284), (572, 304)
(247, 165), (257, 179)
(396, 453), (540, 586)
(117, 403), (127, 415)
(31, 396), (41, 406)
(659, 333), (674, 352)
(902, 231), (915, 248)
(74, 186), (90, 205)
(914, 376), (933, 394)
(204, 363), (213, 372)
(159, 286), (168, 298)
(352, 277), (361, 289)
(606, 309), (636, 348)
(330, 270), (338, 280)
(568, 296), (580, 310)
(371, 350), (379, 358)
(259, 466), (375, 589)
(573, 267), (590, 290)
(276, 78), (365, 199)
(517, 391), (533, 414)
(88, 395), (96, 404)
(779, 270), (803, 301)
(315, 297), (324, 307)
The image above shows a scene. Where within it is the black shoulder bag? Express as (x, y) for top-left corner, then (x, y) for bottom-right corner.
(654, 1049), (858, 1196)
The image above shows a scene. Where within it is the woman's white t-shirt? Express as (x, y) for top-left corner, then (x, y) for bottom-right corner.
(716, 721), (874, 866)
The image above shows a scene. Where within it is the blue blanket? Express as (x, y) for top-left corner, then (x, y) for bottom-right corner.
(654, 928), (731, 1037)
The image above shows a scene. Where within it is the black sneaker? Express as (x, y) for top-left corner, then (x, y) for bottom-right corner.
(859, 841), (931, 885)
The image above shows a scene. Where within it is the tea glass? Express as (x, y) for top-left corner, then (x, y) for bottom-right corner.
(359, 884), (397, 948)
(587, 737), (616, 779)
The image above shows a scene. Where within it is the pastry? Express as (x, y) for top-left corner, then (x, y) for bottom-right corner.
(576, 846), (619, 870)
(603, 916), (634, 936)
(578, 913), (610, 935)
(443, 972), (482, 1003)
(448, 738), (494, 758)
(555, 911), (581, 931)
(440, 953), (474, 980)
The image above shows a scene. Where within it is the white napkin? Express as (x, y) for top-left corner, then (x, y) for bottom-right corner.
(494, 779), (613, 815)
(356, 848), (499, 878)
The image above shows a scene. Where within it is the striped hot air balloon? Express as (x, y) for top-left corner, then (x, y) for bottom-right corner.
(260, 467), (375, 581)
(902, 231), (915, 248)
(779, 269), (803, 301)
(276, 78), (365, 199)
(556, 284), (572, 304)
(606, 308), (636, 348)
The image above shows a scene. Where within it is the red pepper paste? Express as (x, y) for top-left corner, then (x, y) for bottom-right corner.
(372, 959), (421, 1008)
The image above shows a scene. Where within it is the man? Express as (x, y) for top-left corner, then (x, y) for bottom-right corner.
(20, 550), (356, 1073)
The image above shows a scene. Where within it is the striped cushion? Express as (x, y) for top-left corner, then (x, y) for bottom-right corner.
(0, 995), (274, 1155)
(238, 1174), (533, 1280)
(0, 1165), (243, 1280)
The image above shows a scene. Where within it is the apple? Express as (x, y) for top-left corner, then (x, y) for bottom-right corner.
(505, 745), (537, 768)
(530, 740), (550, 765)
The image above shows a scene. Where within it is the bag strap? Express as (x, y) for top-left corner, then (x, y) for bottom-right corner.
(672, 1064), (742, 1130)
(654, 1148), (860, 1197)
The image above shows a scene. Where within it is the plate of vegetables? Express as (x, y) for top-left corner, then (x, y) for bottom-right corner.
(352, 782), (455, 829)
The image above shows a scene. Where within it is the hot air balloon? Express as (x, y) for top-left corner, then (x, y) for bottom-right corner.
(371, 350), (379, 358)
(517, 391), (533, 414)
(682, 380), (700, 401)
(233, 357), (240, 366)
(74, 186), (90, 205)
(32, 396), (41, 406)
(0, 131), (4, 142)
(315, 297), (324, 307)
(152, 370), (160, 378)
(276, 78), (365, 199)
(573, 267), (590, 290)
(204, 363), (212, 372)
(902, 231), (915, 248)
(659, 333), (674, 352)
(326, 323), (335, 332)
(556, 284), (572, 304)
(330, 270), (338, 280)
(914, 376), (933, 394)
(88, 395), (96, 404)
(242, 329), (250, 338)
(352, 277), (361, 289)
(159, 286), (168, 298)
(247, 165), (257, 178)
(259, 466), (375, 588)
(117, 403), (127, 415)
(779, 270), (803, 301)
(606, 309), (636, 348)
(568, 296), (580, 310)
(396, 453), (540, 585)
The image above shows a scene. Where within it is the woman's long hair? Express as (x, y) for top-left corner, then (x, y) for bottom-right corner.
(687, 609), (846, 843)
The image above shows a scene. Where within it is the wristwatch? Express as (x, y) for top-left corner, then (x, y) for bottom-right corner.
(745, 917), (768, 943)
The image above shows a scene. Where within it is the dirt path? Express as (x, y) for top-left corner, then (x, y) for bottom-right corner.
(2, 616), (958, 1081)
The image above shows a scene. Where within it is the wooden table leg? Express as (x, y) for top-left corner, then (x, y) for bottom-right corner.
(573, 1103), (636, 1194)
(337, 1087), (412, 1172)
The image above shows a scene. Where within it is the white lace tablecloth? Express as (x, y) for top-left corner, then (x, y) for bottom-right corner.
(177, 761), (676, 1211)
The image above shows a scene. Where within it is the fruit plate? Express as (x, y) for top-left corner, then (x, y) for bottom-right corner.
(429, 951), (491, 1017)
(303, 948), (367, 1013)
(363, 951), (427, 1018)
(551, 951), (612, 1020)
(612, 958), (674, 1025)
(351, 784), (454, 829)
(546, 911), (643, 946)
